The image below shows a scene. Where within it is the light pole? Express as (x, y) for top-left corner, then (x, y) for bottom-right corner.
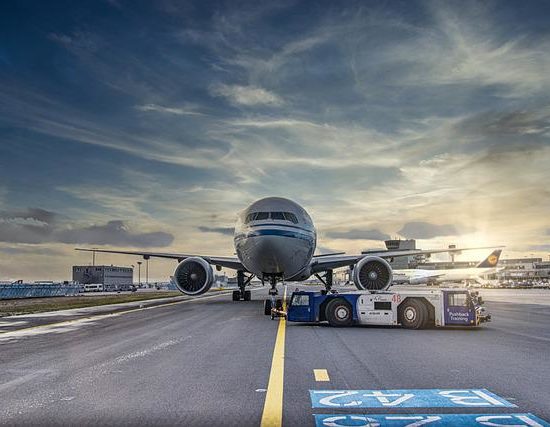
(144, 256), (150, 288)
(137, 261), (142, 287)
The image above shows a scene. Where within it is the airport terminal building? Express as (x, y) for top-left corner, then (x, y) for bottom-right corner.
(72, 265), (133, 291)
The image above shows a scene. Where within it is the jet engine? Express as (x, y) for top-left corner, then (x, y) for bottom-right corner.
(173, 257), (214, 295)
(352, 256), (393, 291)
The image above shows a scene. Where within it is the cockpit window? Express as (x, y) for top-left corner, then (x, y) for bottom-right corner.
(283, 212), (298, 224)
(255, 212), (269, 220)
(244, 211), (299, 224)
(270, 212), (285, 220)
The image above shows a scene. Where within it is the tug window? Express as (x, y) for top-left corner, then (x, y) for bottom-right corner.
(255, 212), (269, 220)
(292, 294), (310, 306)
(448, 293), (468, 307)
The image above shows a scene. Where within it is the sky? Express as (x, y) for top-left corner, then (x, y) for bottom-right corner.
(0, 0), (549, 281)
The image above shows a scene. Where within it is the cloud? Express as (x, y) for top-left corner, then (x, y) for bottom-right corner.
(0, 209), (173, 247)
(456, 110), (550, 137)
(135, 103), (203, 116)
(0, 246), (64, 256)
(325, 229), (390, 241)
(197, 226), (234, 236)
(210, 84), (283, 106)
(529, 245), (550, 252)
(56, 220), (173, 247)
(398, 222), (473, 239)
(0, 208), (59, 225)
(1, 1), (550, 277)
(315, 246), (341, 255)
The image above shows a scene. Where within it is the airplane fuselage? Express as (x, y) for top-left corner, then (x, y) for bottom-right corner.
(234, 197), (316, 280)
(397, 267), (498, 284)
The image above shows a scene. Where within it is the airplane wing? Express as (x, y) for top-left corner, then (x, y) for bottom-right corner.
(310, 246), (502, 274)
(75, 248), (245, 271)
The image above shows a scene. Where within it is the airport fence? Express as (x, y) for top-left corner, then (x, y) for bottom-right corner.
(0, 283), (82, 299)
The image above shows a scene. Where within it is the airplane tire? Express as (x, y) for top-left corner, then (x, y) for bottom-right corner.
(264, 299), (272, 315)
(244, 290), (251, 301)
(232, 290), (240, 301)
(400, 299), (428, 329)
(326, 298), (353, 327)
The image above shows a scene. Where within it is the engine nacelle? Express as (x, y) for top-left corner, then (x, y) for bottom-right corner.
(173, 257), (214, 295)
(352, 256), (393, 292)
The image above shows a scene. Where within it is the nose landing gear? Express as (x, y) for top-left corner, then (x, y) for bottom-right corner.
(263, 274), (285, 316)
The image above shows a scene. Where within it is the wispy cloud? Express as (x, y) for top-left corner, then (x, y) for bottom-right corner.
(135, 103), (204, 116)
(325, 229), (390, 241)
(210, 84), (283, 106)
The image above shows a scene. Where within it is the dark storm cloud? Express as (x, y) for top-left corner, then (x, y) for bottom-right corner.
(0, 246), (64, 256)
(55, 221), (173, 247)
(0, 210), (173, 247)
(0, 208), (59, 224)
(197, 226), (235, 236)
(398, 222), (473, 239)
(325, 229), (390, 241)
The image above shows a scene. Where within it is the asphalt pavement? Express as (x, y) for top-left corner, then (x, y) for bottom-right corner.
(0, 286), (549, 426)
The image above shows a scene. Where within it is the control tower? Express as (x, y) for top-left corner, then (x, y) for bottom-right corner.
(384, 239), (417, 269)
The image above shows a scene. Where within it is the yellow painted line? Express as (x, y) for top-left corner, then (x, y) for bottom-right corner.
(0, 291), (233, 337)
(313, 369), (330, 382)
(260, 285), (287, 427)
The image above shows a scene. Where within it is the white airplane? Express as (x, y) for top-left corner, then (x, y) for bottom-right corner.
(76, 197), (498, 313)
(394, 249), (503, 285)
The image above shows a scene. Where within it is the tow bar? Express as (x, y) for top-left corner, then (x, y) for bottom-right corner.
(270, 307), (287, 320)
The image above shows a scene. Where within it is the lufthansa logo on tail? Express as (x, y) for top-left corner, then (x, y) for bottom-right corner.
(487, 255), (498, 265)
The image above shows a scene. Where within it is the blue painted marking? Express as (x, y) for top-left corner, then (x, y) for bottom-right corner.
(249, 223), (314, 233)
(314, 413), (550, 427)
(310, 389), (516, 408)
(234, 228), (314, 241)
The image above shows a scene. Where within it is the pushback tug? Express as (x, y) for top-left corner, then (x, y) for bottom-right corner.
(273, 284), (490, 329)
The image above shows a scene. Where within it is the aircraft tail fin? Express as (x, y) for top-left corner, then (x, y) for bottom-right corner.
(476, 249), (502, 268)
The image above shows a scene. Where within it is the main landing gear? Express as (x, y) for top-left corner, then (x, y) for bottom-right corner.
(232, 270), (253, 302)
(314, 269), (334, 295)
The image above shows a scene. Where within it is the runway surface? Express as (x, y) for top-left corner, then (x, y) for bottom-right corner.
(0, 286), (549, 426)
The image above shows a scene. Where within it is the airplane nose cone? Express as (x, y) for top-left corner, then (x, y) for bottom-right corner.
(255, 237), (287, 273)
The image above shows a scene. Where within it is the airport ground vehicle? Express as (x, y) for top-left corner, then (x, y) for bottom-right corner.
(285, 288), (490, 328)
(83, 283), (104, 292)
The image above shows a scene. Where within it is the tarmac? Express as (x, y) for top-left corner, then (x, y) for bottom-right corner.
(0, 285), (549, 426)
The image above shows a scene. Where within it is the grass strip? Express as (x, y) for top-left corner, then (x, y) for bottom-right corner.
(0, 291), (182, 317)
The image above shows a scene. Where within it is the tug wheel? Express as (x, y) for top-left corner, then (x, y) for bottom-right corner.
(326, 298), (353, 327)
(264, 299), (272, 315)
(400, 299), (428, 329)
